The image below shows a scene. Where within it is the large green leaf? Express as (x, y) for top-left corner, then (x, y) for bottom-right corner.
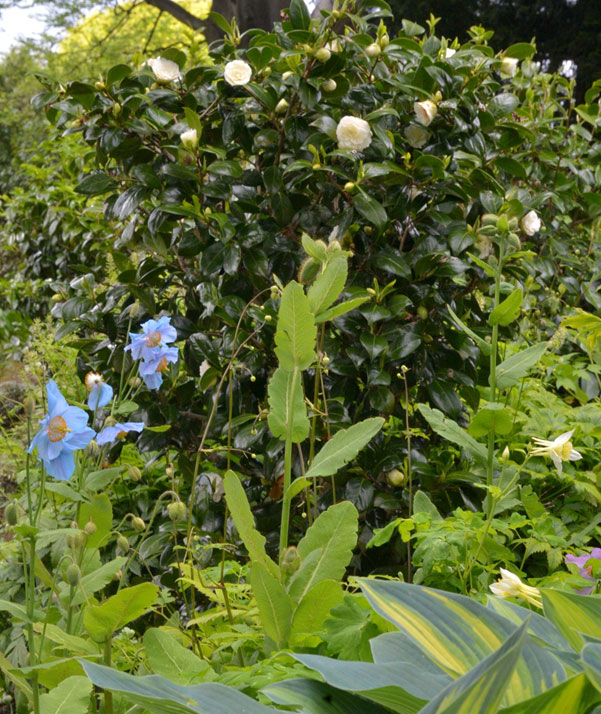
(307, 255), (348, 316)
(290, 580), (344, 646)
(542, 589), (601, 651)
(39, 675), (92, 714)
(77, 493), (113, 549)
(418, 621), (528, 714)
(417, 404), (490, 469)
(315, 296), (370, 324)
(288, 502), (358, 602)
(251, 561), (292, 648)
(305, 418), (384, 478)
(357, 579), (565, 706)
(264, 678), (394, 714)
(494, 343), (547, 390)
(267, 366), (310, 443)
(223, 471), (279, 580)
(80, 661), (279, 714)
(83, 582), (159, 643)
(274, 281), (316, 371)
(144, 629), (212, 685)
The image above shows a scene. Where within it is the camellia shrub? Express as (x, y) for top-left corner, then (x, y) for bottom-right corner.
(34, 0), (601, 555)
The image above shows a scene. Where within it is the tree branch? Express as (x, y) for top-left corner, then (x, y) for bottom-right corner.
(144, 0), (204, 29)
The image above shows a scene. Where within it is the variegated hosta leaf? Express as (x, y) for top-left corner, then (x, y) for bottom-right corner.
(499, 673), (600, 714)
(417, 620), (528, 714)
(264, 678), (394, 714)
(357, 579), (566, 707)
(542, 590), (601, 652)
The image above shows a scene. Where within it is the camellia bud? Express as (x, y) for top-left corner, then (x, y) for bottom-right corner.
(117, 535), (129, 553)
(275, 98), (289, 114)
(321, 78), (337, 93)
(365, 43), (381, 58)
(167, 501), (187, 523)
(281, 546), (301, 577)
(417, 305), (429, 320)
(112, 102), (121, 117)
(5, 502), (18, 526)
(387, 468), (406, 487)
(94, 80), (106, 91)
(379, 33), (390, 48)
(501, 446), (510, 464)
(282, 71), (293, 80)
(314, 47), (331, 62)
(132, 516), (146, 532)
(51, 293), (63, 302)
(344, 181), (355, 193)
(84, 519), (97, 536)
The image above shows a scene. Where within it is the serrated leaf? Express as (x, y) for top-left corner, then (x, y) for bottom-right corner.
(251, 561), (292, 648)
(489, 288), (523, 326)
(274, 281), (316, 371)
(315, 296), (370, 323)
(144, 629), (211, 685)
(494, 343), (547, 390)
(83, 583), (158, 642)
(223, 471), (279, 580)
(267, 367), (310, 443)
(307, 255), (348, 316)
(305, 418), (384, 478)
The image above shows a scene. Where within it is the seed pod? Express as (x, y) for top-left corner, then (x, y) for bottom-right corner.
(84, 519), (97, 536)
(281, 546), (301, 577)
(65, 563), (81, 586)
(167, 501), (187, 523)
(5, 502), (18, 526)
(132, 516), (146, 532)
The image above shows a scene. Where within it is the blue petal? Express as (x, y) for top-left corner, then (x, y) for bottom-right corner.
(142, 372), (163, 390)
(44, 451), (75, 480)
(123, 422), (145, 432)
(96, 426), (120, 445)
(63, 426), (96, 451)
(46, 380), (69, 417)
(87, 382), (113, 410)
(28, 417), (49, 454)
(62, 406), (90, 431)
(141, 318), (160, 333)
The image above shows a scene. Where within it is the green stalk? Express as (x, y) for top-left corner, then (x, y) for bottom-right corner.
(103, 639), (113, 714)
(279, 368), (298, 562)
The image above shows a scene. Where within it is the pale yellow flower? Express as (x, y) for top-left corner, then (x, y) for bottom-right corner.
(490, 569), (542, 608)
(531, 429), (582, 474)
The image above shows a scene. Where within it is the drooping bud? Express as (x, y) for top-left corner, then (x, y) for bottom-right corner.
(117, 535), (129, 553)
(167, 501), (187, 523)
(23, 396), (35, 417)
(84, 519), (97, 536)
(5, 502), (18, 526)
(128, 465), (142, 482)
(281, 546), (301, 577)
(132, 516), (146, 532)
(65, 563), (81, 586)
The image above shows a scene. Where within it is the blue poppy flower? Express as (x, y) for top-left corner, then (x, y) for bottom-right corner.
(28, 380), (96, 480)
(85, 372), (114, 410)
(125, 316), (177, 362)
(138, 346), (179, 391)
(96, 421), (145, 446)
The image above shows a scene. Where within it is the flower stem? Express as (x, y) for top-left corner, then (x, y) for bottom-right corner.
(279, 369), (298, 563)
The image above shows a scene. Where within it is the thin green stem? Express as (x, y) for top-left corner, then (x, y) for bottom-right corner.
(103, 639), (114, 714)
(279, 369), (298, 563)
(402, 374), (413, 584)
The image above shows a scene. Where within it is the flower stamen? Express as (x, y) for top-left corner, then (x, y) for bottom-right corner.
(47, 415), (69, 442)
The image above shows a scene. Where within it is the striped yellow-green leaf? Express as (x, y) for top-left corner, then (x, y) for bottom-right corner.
(542, 589), (601, 651)
(357, 579), (565, 706)
(499, 673), (600, 714)
(582, 642), (601, 695)
(418, 620), (528, 714)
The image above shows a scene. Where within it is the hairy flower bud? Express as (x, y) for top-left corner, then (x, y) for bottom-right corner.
(117, 534), (129, 553)
(365, 43), (381, 58)
(23, 395), (35, 417)
(65, 563), (81, 586)
(281, 546), (301, 576)
(167, 501), (187, 523)
(5, 502), (18, 526)
(321, 78), (337, 92)
(84, 519), (97, 536)
(128, 465), (142, 482)
(132, 516), (146, 532)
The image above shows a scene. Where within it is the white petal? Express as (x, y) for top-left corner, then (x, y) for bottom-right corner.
(489, 584), (504, 596)
(549, 451), (563, 474)
(569, 450), (582, 461)
(500, 569), (521, 585)
(532, 438), (554, 447)
(555, 429), (574, 445)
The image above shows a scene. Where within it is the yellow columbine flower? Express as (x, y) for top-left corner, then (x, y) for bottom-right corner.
(489, 569), (542, 608)
(531, 429), (582, 474)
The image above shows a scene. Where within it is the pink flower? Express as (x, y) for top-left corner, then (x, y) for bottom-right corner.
(565, 548), (601, 594)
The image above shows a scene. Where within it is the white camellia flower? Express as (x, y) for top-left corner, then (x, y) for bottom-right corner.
(500, 57), (519, 78)
(180, 128), (198, 150)
(146, 57), (181, 83)
(336, 116), (372, 152)
(475, 233), (494, 259)
(521, 210), (542, 236)
(404, 124), (430, 149)
(531, 429), (582, 474)
(414, 100), (437, 127)
(490, 569), (542, 607)
(444, 47), (456, 58)
(224, 60), (252, 86)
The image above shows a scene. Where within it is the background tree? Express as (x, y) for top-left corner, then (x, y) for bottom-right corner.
(385, 0), (601, 102)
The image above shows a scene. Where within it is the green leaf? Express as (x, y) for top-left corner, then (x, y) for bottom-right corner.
(144, 629), (211, 685)
(83, 583), (159, 643)
(80, 661), (279, 714)
(315, 296), (370, 324)
(290, 580), (344, 644)
(494, 342), (547, 390)
(39, 675), (92, 714)
(322, 595), (382, 662)
(581, 643), (601, 697)
(542, 589), (601, 651)
(447, 304), (491, 355)
(288, 502), (358, 602)
(357, 579), (565, 705)
(77, 494), (113, 549)
(223, 471), (280, 580)
(251, 561), (292, 648)
(67, 556), (127, 605)
(264, 679), (394, 714)
(267, 366), (310, 443)
(494, 157), (527, 179)
(307, 255), (348, 316)
(301, 233), (328, 263)
(305, 418), (384, 479)
(274, 281), (316, 371)
(289, 0), (310, 29)
(469, 404), (513, 438)
(489, 288), (523, 326)
(75, 172), (116, 196)
(505, 42), (536, 59)
(32, 623), (98, 656)
(417, 621), (528, 714)
(354, 191), (387, 230)
(417, 404), (490, 469)
(183, 107), (202, 134)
